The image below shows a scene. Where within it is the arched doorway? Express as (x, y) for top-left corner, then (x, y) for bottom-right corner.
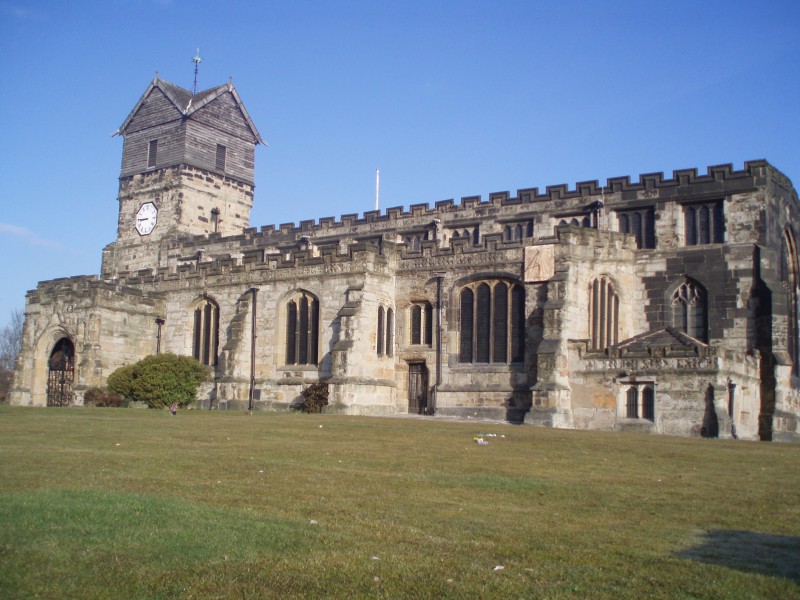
(47, 338), (75, 407)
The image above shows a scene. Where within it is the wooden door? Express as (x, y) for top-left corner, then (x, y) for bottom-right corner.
(408, 363), (428, 414)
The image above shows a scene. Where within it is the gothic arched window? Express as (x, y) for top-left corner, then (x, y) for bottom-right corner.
(286, 292), (319, 365)
(671, 279), (707, 342)
(781, 228), (800, 375)
(376, 305), (394, 357)
(589, 276), (619, 350)
(377, 306), (385, 356)
(193, 297), (220, 366)
(458, 280), (525, 364)
(409, 302), (433, 347)
(626, 386), (639, 419)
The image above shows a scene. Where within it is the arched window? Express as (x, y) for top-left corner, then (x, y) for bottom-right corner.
(386, 308), (394, 357)
(642, 386), (655, 421)
(458, 280), (525, 364)
(377, 306), (385, 356)
(781, 229), (799, 375)
(409, 302), (433, 347)
(589, 276), (619, 350)
(626, 387), (639, 419)
(671, 279), (707, 341)
(376, 305), (394, 357)
(193, 297), (220, 366)
(286, 292), (319, 365)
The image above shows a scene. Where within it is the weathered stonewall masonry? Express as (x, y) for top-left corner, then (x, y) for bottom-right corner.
(10, 77), (800, 441)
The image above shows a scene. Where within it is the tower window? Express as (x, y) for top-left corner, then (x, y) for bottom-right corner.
(147, 140), (158, 168)
(216, 144), (227, 172)
(684, 201), (724, 246)
(617, 208), (655, 248)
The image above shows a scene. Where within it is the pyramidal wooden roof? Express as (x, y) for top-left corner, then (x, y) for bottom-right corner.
(114, 76), (264, 145)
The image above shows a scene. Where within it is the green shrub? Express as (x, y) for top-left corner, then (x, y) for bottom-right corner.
(299, 381), (329, 413)
(106, 354), (207, 409)
(83, 387), (126, 408)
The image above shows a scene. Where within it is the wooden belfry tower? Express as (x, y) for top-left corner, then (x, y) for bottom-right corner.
(102, 72), (264, 277)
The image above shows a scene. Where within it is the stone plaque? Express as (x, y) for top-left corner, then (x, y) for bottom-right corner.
(524, 245), (555, 282)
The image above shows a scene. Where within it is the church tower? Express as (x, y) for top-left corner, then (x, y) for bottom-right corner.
(101, 77), (263, 277)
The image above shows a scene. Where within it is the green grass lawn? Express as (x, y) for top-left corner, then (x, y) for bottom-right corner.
(0, 406), (798, 599)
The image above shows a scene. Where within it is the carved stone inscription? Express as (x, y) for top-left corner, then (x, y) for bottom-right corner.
(524, 245), (555, 282)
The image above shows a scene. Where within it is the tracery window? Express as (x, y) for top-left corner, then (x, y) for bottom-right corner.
(671, 279), (707, 341)
(409, 302), (433, 347)
(617, 208), (655, 249)
(684, 201), (724, 246)
(286, 291), (319, 365)
(377, 305), (394, 356)
(458, 280), (525, 364)
(193, 297), (220, 366)
(588, 276), (619, 350)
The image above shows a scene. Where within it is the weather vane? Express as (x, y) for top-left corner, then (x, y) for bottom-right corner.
(192, 49), (202, 95)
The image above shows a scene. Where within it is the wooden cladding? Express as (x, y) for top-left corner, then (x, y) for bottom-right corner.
(459, 281), (525, 364)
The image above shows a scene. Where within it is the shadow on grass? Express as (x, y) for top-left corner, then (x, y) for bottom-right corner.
(678, 529), (800, 584)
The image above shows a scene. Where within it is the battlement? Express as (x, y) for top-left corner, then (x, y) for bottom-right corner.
(141, 160), (778, 260)
(246, 159), (773, 236)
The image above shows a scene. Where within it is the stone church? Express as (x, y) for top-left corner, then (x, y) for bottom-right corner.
(9, 77), (800, 441)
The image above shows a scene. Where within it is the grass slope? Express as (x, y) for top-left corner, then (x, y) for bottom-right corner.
(0, 406), (798, 599)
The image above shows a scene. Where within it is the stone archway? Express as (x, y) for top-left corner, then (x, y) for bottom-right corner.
(47, 338), (75, 407)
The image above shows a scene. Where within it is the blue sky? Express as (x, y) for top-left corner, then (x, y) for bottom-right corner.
(1, 0), (798, 331)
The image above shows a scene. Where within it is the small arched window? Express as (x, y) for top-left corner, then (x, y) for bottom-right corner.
(409, 302), (433, 347)
(626, 387), (639, 419)
(193, 297), (220, 366)
(377, 306), (385, 356)
(376, 305), (394, 357)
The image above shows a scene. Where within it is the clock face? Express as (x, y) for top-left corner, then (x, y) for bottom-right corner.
(135, 202), (158, 236)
